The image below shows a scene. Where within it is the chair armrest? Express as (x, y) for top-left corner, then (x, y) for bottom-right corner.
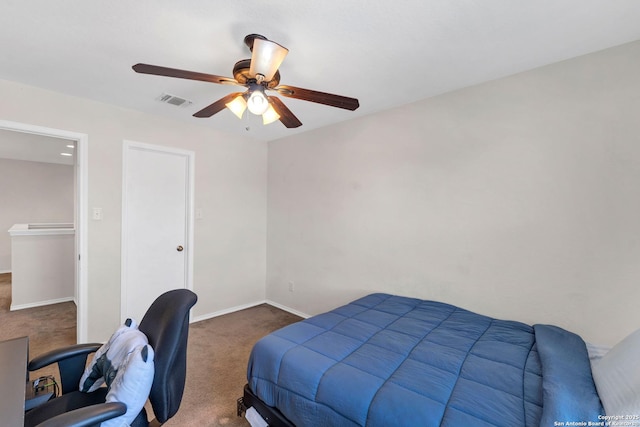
(29, 343), (102, 371)
(34, 402), (127, 427)
(29, 343), (102, 394)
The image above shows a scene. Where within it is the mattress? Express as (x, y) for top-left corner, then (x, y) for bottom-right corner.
(247, 293), (603, 426)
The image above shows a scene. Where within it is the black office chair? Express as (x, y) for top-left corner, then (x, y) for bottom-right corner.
(24, 289), (198, 427)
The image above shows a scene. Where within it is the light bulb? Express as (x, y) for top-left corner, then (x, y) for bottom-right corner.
(225, 95), (247, 119)
(247, 90), (269, 115)
(262, 104), (280, 125)
(249, 38), (288, 82)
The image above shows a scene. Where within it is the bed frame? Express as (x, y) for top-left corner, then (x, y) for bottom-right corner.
(237, 383), (295, 427)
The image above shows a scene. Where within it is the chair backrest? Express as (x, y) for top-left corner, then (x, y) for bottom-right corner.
(138, 288), (197, 424)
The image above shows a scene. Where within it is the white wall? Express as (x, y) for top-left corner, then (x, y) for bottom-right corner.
(2, 42), (638, 347)
(266, 40), (640, 347)
(0, 79), (267, 342)
(0, 158), (74, 272)
(10, 229), (74, 308)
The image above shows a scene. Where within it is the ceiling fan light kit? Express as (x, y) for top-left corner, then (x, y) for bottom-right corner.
(225, 94), (247, 119)
(246, 85), (270, 115)
(262, 104), (281, 125)
(133, 34), (359, 129)
(249, 37), (289, 83)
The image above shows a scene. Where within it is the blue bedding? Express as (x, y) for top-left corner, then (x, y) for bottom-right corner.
(247, 293), (603, 426)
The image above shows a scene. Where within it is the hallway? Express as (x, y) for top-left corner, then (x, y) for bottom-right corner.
(0, 273), (76, 379)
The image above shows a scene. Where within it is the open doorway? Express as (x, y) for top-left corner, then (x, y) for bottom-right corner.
(0, 119), (87, 343)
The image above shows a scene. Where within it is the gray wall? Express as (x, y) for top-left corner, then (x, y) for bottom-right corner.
(0, 158), (74, 272)
(266, 40), (640, 347)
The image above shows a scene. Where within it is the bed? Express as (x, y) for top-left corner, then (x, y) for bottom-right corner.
(241, 293), (613, 426)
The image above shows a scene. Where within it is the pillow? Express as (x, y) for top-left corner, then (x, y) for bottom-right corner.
(591, 328), (640, 416)
(103, 344), (154, 427)
(79, 319), (155, 426)
(586, 341), (611, 361)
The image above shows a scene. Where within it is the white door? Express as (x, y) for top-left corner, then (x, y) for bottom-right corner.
(121, 141), (194, 324)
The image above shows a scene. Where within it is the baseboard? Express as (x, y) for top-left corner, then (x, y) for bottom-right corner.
(191, 299), (311, 324)
(11, 296), (75, 311)
(191, 300), (267, 323)
(0, 269), (11, 274)
(265, 300), (311, 319)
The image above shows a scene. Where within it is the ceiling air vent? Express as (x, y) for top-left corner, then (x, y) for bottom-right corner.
(156, 93), (192, 108)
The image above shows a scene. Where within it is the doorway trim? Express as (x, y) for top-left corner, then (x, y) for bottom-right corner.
(0, 119), (88, 343)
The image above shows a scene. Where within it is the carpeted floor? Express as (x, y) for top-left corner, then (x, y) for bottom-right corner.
(0, 273), (76, 381)
(168, 303), (301, 426)
(0, 273), (302, 426)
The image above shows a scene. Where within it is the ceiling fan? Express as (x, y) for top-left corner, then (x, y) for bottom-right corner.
(132, 34), (360, 128)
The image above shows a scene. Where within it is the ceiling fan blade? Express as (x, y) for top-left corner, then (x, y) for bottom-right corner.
(273, 85), (359, 111)
(193, 92), (244, 118)
(132, 63), (240, 86)
(268, 96), (302, 128)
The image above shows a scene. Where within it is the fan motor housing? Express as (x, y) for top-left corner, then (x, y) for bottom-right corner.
(233, 59), (280, 88)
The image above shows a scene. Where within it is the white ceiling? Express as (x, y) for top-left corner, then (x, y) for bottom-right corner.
(2, 0), (640, 145)
(0, 129), (75, 165)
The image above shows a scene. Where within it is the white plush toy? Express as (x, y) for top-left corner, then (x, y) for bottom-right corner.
(79, 319), (155, 427)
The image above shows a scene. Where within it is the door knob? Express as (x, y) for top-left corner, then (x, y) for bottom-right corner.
(176, 245), (184, 252)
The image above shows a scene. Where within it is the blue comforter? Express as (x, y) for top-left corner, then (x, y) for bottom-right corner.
(248, 293), (603, 426)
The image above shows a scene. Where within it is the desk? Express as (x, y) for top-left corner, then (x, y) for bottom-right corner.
(0, 336), (28, 426)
